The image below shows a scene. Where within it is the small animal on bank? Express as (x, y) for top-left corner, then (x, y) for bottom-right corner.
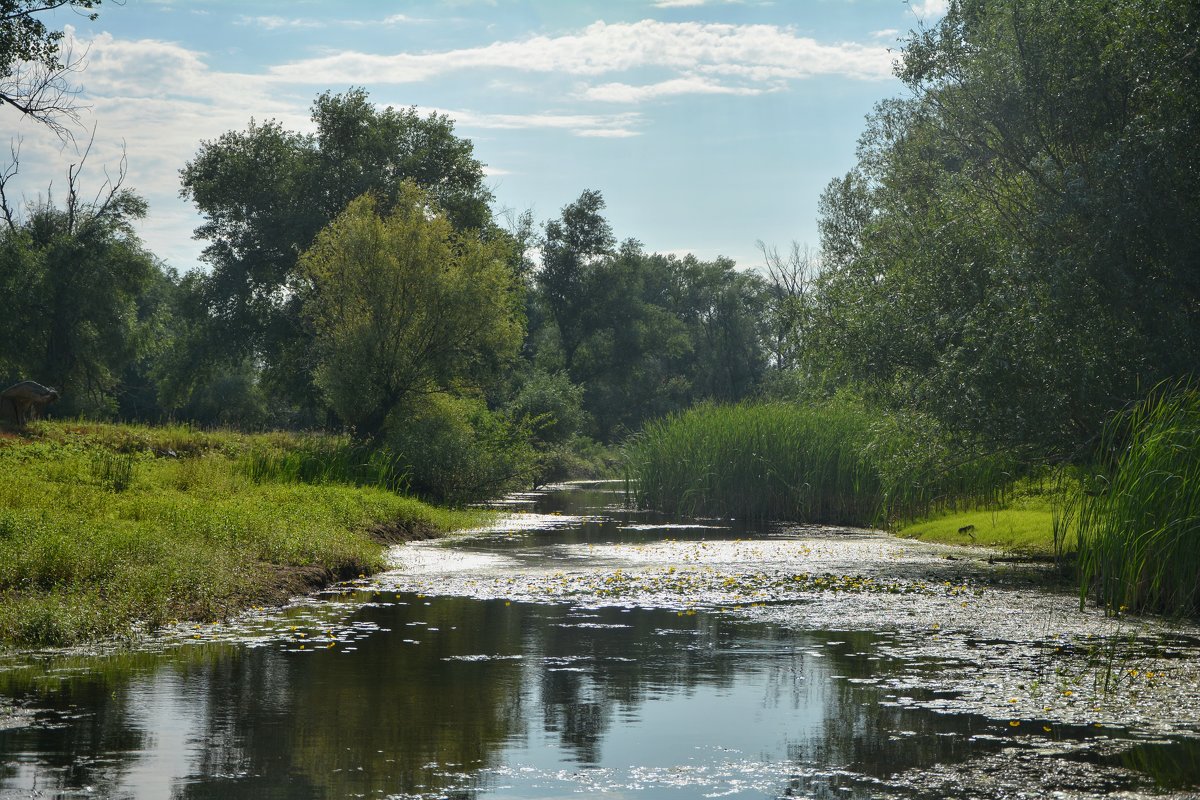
(0, 381), (60, 425)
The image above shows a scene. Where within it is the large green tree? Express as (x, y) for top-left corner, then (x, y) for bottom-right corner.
(298, 186), (524, 439)
(174, 89), (496, 418)
(530, 191), (768, 440)
(809, 0), (1200, 454)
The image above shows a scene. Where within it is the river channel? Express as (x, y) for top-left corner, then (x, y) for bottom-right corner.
(2, 481), (1200, 798)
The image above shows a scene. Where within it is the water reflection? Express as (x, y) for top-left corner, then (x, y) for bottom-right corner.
(1, 484), (1198, 798)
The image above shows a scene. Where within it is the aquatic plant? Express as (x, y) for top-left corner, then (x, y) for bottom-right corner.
(624, 398), (1018, 526)
(1076, 383), (1200, 616)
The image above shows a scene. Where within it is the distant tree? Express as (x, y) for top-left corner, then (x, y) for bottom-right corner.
(759, 241), (817, 374)
(530, 191), (768, 440)
(1, 0), (101, 138)
(0, 153), (157, 414)
(537, 189), (616, 372)
(298, 186), (524, 439)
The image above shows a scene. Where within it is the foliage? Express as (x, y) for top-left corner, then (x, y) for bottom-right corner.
(175, 89), (500, 418)
(507, 368), (587, 446)
(530, 191), (769, 441)
(0, 0), (100, 135)
(385, 392), (537, 505)
(809, 0), (1200, 455)
(626, 399), (1019, 527)
(298, 187), (524, 439)
(1074, 383), (1200, 616)
(239, 435), (402, 492)
(0, 421), (485, 646)
(0, 182), (159, 414)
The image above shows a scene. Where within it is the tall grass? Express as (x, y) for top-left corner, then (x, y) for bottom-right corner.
(625, 399), (1017, 526)
(239, 436), (403, 491)
(1075, 384), (1200, 616)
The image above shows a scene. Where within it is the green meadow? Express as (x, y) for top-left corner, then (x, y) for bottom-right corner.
(0, 421), (486, 647)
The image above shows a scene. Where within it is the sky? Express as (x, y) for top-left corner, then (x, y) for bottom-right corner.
(8, 0), (948, 273)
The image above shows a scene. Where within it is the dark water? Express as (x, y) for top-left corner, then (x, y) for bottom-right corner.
(0, 484), (1197, 799)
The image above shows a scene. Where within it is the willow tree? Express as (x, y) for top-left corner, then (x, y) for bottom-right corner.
(299, 185), (524, 439)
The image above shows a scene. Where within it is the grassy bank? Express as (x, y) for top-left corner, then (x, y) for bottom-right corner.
(896, 486), (1066, 557)
(0, 421), (486, 647)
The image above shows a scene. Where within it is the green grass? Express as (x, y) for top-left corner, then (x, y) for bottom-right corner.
(898, 496), (1061, 555)
(625, 398), (1019, 527)
(0, 421), (487, 647)
(897, 477), (1079, 557)
(1074, 383), (1200, 616)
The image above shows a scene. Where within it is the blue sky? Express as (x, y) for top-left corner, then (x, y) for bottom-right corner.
(12, 0), (947, 272)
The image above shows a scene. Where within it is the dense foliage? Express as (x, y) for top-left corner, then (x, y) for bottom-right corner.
(626, 399), (1016, 527)
(809, 0), (1200, 456)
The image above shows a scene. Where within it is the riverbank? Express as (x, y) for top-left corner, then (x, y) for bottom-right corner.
(896, 488), (1066, 558)
(0, 421), (487, 648)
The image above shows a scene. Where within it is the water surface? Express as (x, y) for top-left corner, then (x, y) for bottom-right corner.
(2, 482), (1199, 798)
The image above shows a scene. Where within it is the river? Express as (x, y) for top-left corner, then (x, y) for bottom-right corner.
(1, 481), (1199, 798)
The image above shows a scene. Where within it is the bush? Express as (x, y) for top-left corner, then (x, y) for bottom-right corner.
(386, 393), (536, 505)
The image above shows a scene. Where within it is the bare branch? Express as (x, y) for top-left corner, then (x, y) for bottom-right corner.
(0, 38), (91, 143)
(0, 137), (20, 232)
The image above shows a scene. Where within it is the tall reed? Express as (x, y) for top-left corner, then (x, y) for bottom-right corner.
(239, 437), (403, 491)
(625, 399), (1016, 526)
(1076, 383), (1200, 616)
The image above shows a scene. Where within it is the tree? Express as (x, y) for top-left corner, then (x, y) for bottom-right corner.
(298, 186), (524, 439)
(0, 153), (158, 414)
(536, 190), (616, 371)
(177, 89), (497, 417)
(1, 0), (101, 137)
(808, 0), (1200, 455)
(529, 190), (769, 440)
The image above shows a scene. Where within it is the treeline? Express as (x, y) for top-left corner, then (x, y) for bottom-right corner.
(630, 0), (1200, 615)
(804, 0), (1199, 458)
(0, 89), (796, 501)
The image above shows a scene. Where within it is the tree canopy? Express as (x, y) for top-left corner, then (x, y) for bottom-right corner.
(175, 89), (496, 419)
(299, 186), (524, 439)
(808, 0), (1200, 455)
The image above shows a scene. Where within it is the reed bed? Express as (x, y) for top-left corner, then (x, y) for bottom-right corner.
(239, 437), (403, 491)
(625, 400), (1017, 527)
(1075, 384), (1200, 616)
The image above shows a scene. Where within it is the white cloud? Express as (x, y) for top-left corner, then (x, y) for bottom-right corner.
(653, 0), (708, 7)
(909, 0), (949, 18)
(237, 14), (422, 30)
(583, 76), (767, 102)
(236, 15), (323, 30)
(871, 28), (900, 39)
(431, 108), (643, 138)
(264, 20), (895, 86)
